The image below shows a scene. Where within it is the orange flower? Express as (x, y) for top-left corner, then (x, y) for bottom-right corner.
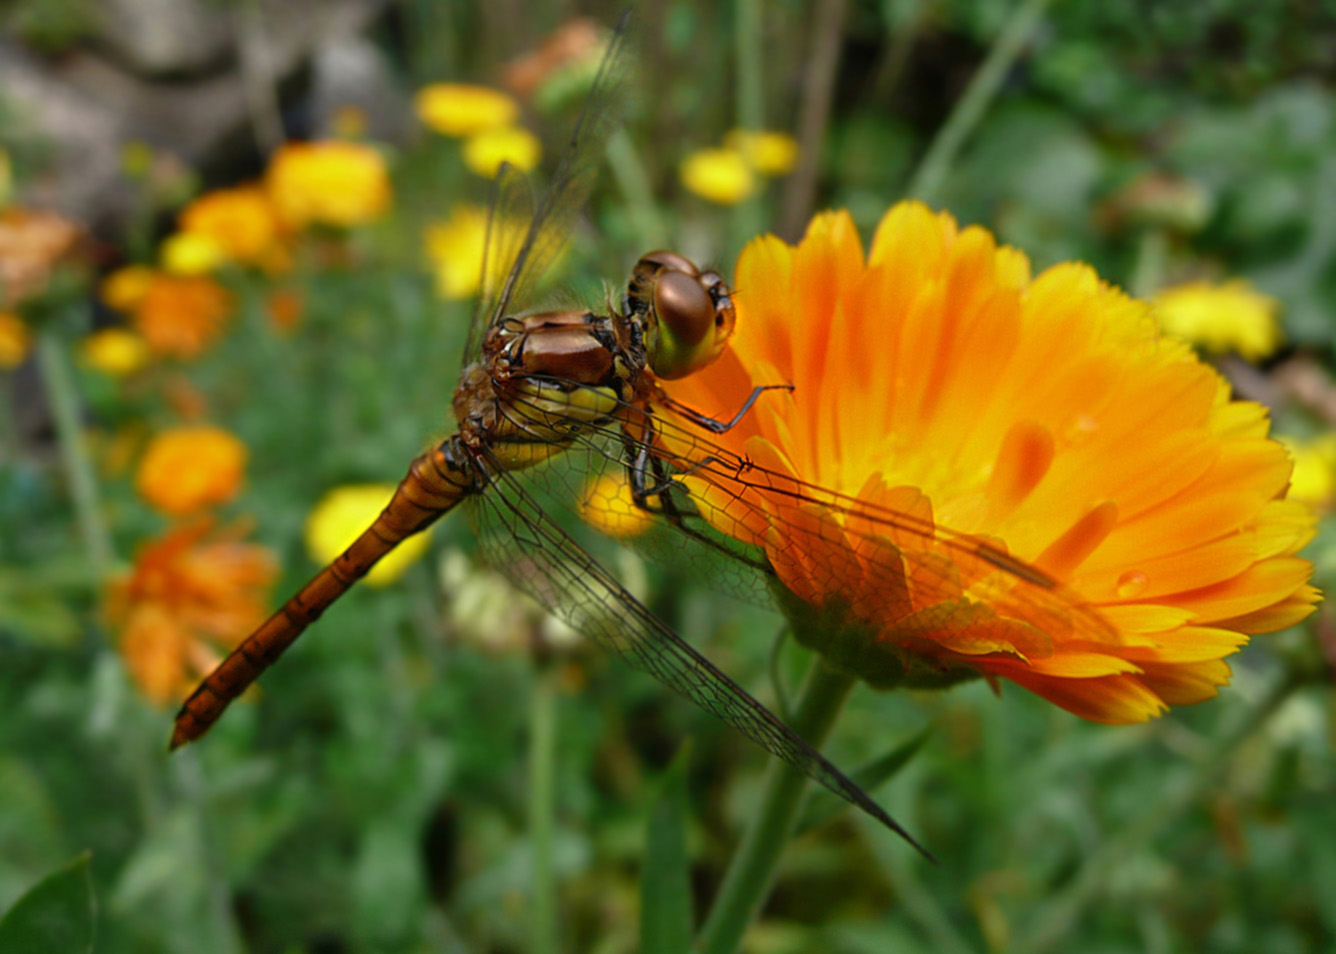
(136, 426), (247, 516)
(127, 272), (233, 359)
(179, 184), (285, 266)
(0, 310), (31, 369)
(266, 288), (304, 333)
(108, 520), (277, 705)
(266, 141), (391, 229)
(661, 202), (1319, 724)
(0, 206), (83, 308)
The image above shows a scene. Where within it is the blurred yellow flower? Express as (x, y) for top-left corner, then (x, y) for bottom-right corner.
(127, 273), (234, 359)
(725, 129), (799, 176)
(266, 141), (391, 229)
(1282, 434), (1336, 511)
(579, 472), (653, 539)
(680, 148), (755, 205)
(108, 520), (277, 705)
(137, 425), (248, 516)
(79, 327), (151, 376)
(179, 184), (285, 266)
(1153, 279), (1283, 362)
(462, 126), (542, 178)
(101, 265), (156, 312)
(305, 484), (432, 586)
(0, 148), (11, 207)
(416, 83), (520, 137)
(0, 310), (31, 369)
(424, 205), (491, 300)
(161, 231), (227, 275)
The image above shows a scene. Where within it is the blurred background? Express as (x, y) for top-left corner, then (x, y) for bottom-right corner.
(1, 0), (1334, 952)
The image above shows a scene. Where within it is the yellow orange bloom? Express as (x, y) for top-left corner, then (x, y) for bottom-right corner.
(266, 141), (391, 229)
(160, 231), (227, 275)
(462, 125), (542, 178)
(725, 129), (800, 176)
(179, 185), (285, 265)
(305, 484), (432, 586)
(265, 288), (304, 333)
(101, 265), (156, 312)
(108, 520), (277, 705)
(1281, 434), (1336, 512)
(416, 83), (520, 137)
(79, 327), (151, 377)
(136, 425), (247, 516)
(0, 311), (31, 369)
(680, 148), (755, 205)
(580, 472), (654, 539)
(1154, 279), (1283, 362)
(662, 202), (1319, 724)
(126, 272), (233, 359)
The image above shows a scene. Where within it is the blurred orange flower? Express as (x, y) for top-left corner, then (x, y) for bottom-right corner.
(108, 520), (277, 705)
(266, 141), (391, 229)
(0, 310), (32, 369)
(136, 425), (247, 516)
(415, 83), (519, 137)
(127, 272), (233, 359)
(266, 287), (304, 333)
(0, 206), (83, 308)
(663, 202), (1319, 724)
(179, 184), (286, 266)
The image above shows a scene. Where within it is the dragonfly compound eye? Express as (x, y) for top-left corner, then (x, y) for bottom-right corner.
(648, 267), (736, 380)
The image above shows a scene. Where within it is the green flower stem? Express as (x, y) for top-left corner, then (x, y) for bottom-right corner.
(905, 0), (1055, 203)
(1129, 227), (1168, 299)
(37, 332), (113, 583)
(607, 129), (668, 251)
(697, 655), (856, 954)
(529, 662), (560, 954)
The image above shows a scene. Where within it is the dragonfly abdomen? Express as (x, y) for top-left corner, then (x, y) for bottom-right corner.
(169, 443), (474, 750)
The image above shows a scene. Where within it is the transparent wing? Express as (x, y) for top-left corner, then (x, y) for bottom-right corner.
(462, 11), (635, 367)
(492, 382), (1120, 653)
(465, 445), (931, 856)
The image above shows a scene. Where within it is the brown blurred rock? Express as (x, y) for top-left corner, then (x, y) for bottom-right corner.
(0, 0), (391, 229)
(91, 0), (233, 78)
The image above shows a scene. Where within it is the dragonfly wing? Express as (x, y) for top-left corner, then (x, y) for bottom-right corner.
(466, 446), (930, 856)
(461, 11), (635, 367)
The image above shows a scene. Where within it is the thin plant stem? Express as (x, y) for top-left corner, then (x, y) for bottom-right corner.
(697, 655), (856, 954)
(607, 128), (668, 250)
(733, 0), (765, 244)
(778, 0), (849, 241)
(905, 0), (1055, 203)
(1129, 227), (1168, 299)
(37, 331), (113, 582)
(529, 662), (560, 954)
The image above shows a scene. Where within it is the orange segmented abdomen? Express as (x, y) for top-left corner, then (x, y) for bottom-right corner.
(170, 441), (475, 750)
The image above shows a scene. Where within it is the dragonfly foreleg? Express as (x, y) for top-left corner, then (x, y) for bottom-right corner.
(654, 383), (793, 434)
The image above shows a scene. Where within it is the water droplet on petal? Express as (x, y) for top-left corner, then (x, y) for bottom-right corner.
(1116, 570), (1148, 599)
(1062, 413), (1099, 447)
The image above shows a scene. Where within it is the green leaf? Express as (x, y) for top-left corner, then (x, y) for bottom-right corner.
(641, 744), (693, 954)
(0, 852), (96, 954)
(796, 726), (933, 834)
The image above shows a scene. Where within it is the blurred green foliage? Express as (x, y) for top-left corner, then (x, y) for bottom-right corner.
(2, 0), (1334, 952)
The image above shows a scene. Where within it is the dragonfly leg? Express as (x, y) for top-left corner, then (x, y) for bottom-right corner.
(655, 383), (793, 434)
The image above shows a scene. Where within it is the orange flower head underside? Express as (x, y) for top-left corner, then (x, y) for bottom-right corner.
(136, 425), (248, 516)
(660, 202), (1319, 724)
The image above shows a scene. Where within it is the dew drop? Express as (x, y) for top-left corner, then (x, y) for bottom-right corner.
(1062, 413), (1099, 447)
(1116, 570), (1148, 599)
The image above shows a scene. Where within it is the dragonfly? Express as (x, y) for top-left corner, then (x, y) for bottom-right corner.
(172, 12), (1114, 858)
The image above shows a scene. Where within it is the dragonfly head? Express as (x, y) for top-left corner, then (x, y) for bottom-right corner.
(633, 250), (737, 380)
